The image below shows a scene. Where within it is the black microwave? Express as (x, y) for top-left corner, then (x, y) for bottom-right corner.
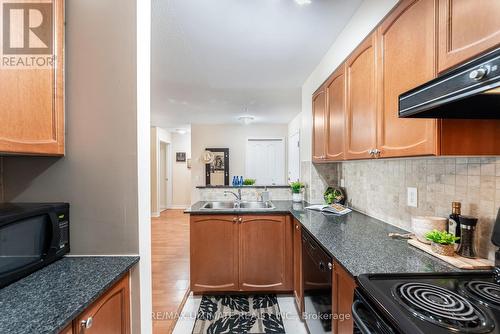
(0, 203), (70, 288)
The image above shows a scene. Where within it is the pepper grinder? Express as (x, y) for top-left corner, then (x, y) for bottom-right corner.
(456, 215), (478, 258)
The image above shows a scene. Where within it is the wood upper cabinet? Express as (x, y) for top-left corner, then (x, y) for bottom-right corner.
(75, 273), (130, 334)
(0, 0), (65, 156)
(312, 88), (327, 162)
(190, 215), (239, 292)
(332, 262), (357, 334)
(293, 219), (303, 315)
(239, 215), (293, 292)
(376, 0), (438, 158)
(326, 66), (346, 161)
(438, 0), (500, 72)
(345, 34), (378, 160)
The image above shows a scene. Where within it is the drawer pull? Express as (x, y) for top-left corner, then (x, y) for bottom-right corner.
(81, 316), (93, 329)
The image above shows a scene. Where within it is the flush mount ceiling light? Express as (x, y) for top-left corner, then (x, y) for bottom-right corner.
(238, 116), (255, 125)
(295, 0), (312, 5)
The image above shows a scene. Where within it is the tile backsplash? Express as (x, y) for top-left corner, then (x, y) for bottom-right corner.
(308, 157), (500, 260)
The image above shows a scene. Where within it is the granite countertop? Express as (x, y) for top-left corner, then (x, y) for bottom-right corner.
(187, 200), (458, 276)
(0, 256), (139, 334)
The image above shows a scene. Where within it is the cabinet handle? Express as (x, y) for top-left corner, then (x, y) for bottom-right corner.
(328, 262), (333, 270)
(238, 217), (243, 223)
(373, 149), (381, 157)
(295, 224), (300, 230)
(81, 317), (93, 329)
(233, 217), (237, 223)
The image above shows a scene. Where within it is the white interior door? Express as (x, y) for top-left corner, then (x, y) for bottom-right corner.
(246, 139), (285, 185)
(288, 132), (300, 182)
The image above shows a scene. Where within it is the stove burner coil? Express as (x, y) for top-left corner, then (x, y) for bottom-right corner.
(460, 281), (500, 309)
(392, 282), (494, 333)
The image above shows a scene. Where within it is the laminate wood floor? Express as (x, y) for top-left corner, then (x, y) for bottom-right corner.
(152, 209), (190, 334)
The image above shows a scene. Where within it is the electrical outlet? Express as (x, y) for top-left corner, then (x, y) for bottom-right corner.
(340, 179), (345, 187)
(407, 187), (418, 208)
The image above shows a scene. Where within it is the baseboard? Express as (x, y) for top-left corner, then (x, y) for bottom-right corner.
(167, 205), (188, 210)
(151, 211), (160, 218)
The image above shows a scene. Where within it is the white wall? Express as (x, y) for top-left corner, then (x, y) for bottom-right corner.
(171, 132), (191, 208)
(298, 0), (398, 198)
(191, 123), (288, 202)
(2, 0), (152, 332)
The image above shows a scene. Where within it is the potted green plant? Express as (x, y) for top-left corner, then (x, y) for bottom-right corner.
(424, 230), (459, 256)
(290, 181), (305, 203)
(243, 178), (256, 186)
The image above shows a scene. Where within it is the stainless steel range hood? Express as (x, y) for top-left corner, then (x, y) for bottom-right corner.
(399, 48), (500, 119)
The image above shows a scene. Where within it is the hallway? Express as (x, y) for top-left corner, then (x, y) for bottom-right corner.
(152, 209), (190, 334)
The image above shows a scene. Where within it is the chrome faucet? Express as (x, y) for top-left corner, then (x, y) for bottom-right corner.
(224, 189), (242, 203)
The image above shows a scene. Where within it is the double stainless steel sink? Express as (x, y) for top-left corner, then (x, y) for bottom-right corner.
(201, 201), (275, 210)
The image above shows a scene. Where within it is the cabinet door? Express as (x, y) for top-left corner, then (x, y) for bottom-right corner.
(293, 219), (303, 315)
(239, 215), (293, 291)
(0, 0), (64, 155)
(76, 273), (130, 334)
(312, 88), (327, 162)
(60, 324), (73, 334)
(326, 66), (346, 161)
(345, 34), (377, 160)
(438, 0), (500, 72)
(190, 215), (239, 292)
(377, 0), (438, 158)
(332, 262), (357, 334)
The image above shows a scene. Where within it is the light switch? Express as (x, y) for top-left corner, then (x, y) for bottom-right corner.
(407, 187), (418, 208)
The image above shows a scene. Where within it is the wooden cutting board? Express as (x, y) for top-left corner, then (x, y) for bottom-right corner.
(408, 238), (494, 270)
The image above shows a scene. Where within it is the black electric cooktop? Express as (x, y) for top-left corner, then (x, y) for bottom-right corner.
(357, 272), (500, 334)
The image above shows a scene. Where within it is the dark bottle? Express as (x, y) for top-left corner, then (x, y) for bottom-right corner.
(449, 202), (461, 243)
(456, 215), (478, 258)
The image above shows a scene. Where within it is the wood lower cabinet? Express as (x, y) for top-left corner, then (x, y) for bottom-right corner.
(190, 215), (239, 292)
(377, 0), (438, 158)
(239, 215), (293, 291)
(332, 262), (357, 334)
(438, 0), (500, 72)
(345, 34), (378, 160)
(0, 0), (65, 156)
(74, 273), (130, 334)
(312, 89), (327, 162)
(326, 66), (346, 161)
(293, 219), (303, 315)
(60, 324), (73, 334)
(190, 214), (293, 293)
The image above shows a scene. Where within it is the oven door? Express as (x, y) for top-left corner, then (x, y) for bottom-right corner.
(352, 289), (398, 334)
(302, 231), (332, 334)
(0, 214), (53, 287)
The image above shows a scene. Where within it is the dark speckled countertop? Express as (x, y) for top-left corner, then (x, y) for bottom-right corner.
(187, 200), (458, 276)
(0, 256), (139, 334)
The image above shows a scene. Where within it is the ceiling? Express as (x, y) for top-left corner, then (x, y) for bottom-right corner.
(151, 0), (363, 129)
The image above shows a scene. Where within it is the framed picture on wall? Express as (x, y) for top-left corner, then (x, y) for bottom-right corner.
(176, 152), (186, 162)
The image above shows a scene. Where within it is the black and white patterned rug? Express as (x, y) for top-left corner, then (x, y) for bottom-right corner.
(192, 295), (286, 334)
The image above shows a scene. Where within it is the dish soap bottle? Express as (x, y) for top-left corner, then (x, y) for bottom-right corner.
(449, 201), (461, 243)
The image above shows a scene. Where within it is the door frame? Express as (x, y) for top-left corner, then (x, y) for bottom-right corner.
(153, 139), (172, 216)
